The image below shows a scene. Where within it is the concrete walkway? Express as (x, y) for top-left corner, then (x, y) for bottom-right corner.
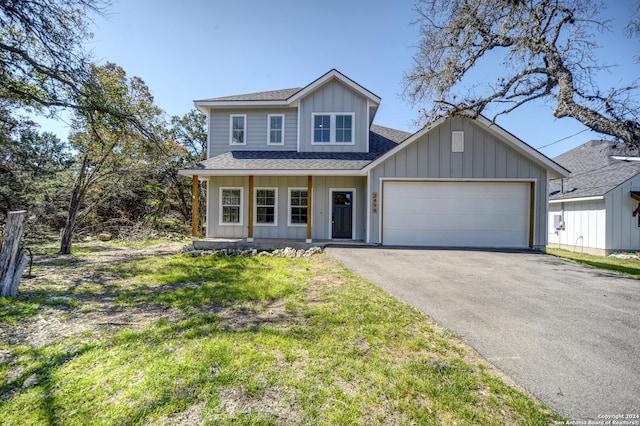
(325, 247), (640, 421)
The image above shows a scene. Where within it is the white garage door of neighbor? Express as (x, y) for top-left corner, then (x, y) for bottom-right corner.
(382, 181), (531, 248)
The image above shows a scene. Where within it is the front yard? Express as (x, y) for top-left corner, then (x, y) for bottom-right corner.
(0, 241), (559, 425)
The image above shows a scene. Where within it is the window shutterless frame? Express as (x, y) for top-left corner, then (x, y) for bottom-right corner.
(254, 187), (278, 226)
(219, 187), (243, 226)
(267, 114), (285, 145)
(288, 188), (308, 226)
(311, 113), (354, 144)
(229, 114), (247, 145)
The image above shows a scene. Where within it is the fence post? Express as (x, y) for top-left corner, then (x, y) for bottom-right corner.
(0, 211), (30, 297)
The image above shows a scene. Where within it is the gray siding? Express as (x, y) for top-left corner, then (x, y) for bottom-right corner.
(298, 80), (369, 153)
(208, 108), (297, 157)
(369, 117), (549, 247)
(207, 176), (247, 238)
(206, 175), (366, 240)
(311, 176), (366, 240)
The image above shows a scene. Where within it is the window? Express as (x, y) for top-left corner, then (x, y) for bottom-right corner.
(335, 115), (352, 143)
(268, 114), (284, 145)
(230, 115), (246, 145)
(313, 115), (331, 143)
(289, 189), (308, 226)
(255, 188), (277, 225)
(220, 188), (242, 225)
(312, 113), (354, 144)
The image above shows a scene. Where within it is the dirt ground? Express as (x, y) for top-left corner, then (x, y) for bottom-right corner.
(1, 243), (190, 350)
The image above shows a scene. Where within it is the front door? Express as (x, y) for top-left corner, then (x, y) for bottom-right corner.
(332, 191), (353, 239)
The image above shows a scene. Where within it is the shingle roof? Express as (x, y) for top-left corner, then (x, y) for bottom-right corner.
(370, 124), (412, 144)
(188, 127), (404, 172)
(549, 140), (640, 200)
(195, 87), (302, 102)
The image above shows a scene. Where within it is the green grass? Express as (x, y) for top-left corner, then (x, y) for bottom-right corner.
(0, 245), (560, 425)
(546, 248), (640, 279)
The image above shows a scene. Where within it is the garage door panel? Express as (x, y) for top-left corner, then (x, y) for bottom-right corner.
(382, 181), (530, 248)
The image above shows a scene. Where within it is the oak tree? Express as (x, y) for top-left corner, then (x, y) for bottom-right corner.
(59, 63), (163, 254)
(405, 0), (640, 145)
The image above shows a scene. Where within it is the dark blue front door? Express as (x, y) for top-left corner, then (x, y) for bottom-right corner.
(332, 191), (352, 239)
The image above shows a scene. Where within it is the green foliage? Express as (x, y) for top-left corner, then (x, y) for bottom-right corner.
(0, 126), (74, 234)
(546, 248), (640, 279)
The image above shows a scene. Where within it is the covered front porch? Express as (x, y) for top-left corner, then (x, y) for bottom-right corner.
(185, 173), (368, 244)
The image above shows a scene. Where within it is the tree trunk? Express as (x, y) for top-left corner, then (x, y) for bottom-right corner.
(60, 154), (90, 255)
(0, 211), (30, 298)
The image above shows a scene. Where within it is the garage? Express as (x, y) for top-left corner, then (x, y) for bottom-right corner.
(382, 181), (532, 248)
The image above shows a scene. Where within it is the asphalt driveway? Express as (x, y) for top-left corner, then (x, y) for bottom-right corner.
(325, 247), (640, 421)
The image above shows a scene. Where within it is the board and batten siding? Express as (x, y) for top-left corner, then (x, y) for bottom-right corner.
(548, 174), (640, 255)
(207, 108), (298, 157)
(369, 117), (549, 247)
(548, 200), (606, 254)
(206, 175), (366, 240)
(312, 176), (366, 240)
(606, 174), (640, 252)
(298, 80), (369, 153)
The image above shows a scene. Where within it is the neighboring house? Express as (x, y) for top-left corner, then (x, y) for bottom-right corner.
(548, 139), (640, 255)
(179, 69), (568, 249)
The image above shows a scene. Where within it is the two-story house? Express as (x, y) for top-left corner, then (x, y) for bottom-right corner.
(180, 69), (568, 248)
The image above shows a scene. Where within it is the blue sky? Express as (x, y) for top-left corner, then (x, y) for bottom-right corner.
(39, 0), (638, 158)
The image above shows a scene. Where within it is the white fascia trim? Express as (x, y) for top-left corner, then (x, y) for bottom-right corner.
(474, 115), (570, 178)
(287, 69), (381, 105)
(179, 169), (364, 177)
(362, 115), (570, 179)
(549, 196), (605, 204)
(362, 118), (445, 173)
(195, 100), (289, 108)
(380, 177), (536, 183)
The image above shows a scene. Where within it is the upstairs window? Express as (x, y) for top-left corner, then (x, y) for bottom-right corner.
(255, 188), (277, 225)
(313, 115), (331, 143)
(230, 115), (246, 145)
(268, 114), (284, 145)
(335, 115), (352, 143)
(312, 113), (354, 144)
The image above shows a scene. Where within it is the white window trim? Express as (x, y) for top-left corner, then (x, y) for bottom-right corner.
(229, 114), (247, 145)
(267, 114), (285, 145)
(311, 112), (355, 145)
(254, 187), (278, 226)
(288, 187), (309, 227)
(219, 187), (243, 226)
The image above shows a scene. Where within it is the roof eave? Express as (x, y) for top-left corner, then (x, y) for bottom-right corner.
(178, 168), (366, 177)
(287, 69), (381, 106)
(549, 195), (605, 203)
(193, 100), (290, 109)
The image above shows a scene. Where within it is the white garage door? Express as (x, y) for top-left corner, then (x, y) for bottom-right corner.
(383, 181), (530, 248)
